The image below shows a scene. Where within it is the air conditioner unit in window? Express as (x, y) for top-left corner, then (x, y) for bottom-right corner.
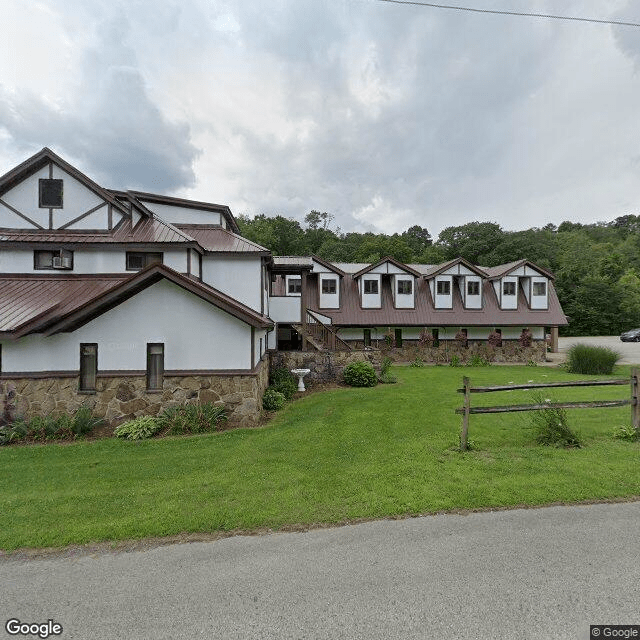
(52, 256), (63, 268)
(61, 257), (72, 269)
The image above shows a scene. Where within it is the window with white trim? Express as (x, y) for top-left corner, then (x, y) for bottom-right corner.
(363, 279), (378, 294)
(322, 278), (337, 294)
(397, 279), (412, 294)
(533, 282), (547, 296)
(436, 280), (450, 296)
(287, 277), (302, 294)
(467, 281), (480, 296)
(503, 281), (517, 296)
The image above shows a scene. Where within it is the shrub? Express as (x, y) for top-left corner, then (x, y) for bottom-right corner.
(263, 388), (286, 411)
(381, 356), (393, 376)
(159, 403), (227, 435)
(72, 406), (103, 435)
(454, 330), (468, 347)
(409, 358), (424, 368)
(270, 368), (298, 400)
(418, 329), (434, 348)
(487, 330), (502, 347)
(530, 393), (581, 448)
(449, 354), (461, 367)
(519, 328), (533, 347)
(0, 421), (27, 446)
(612, 424), (639, 442)
(565, 344), (620, 375)
(343, 361), (378, 387)
(115, 416), (162, 440)
(467, 354), (490, 367)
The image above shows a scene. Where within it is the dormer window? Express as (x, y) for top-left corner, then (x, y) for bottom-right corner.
(397, 279), (412, 295)
(39, 179), (63, 208)
(364, 280), (378, 294)
(503, 281), (516, 296)
(533, 281), (546, 296)
(437, 280), (450, 296)
(34, 249), (73, 270)
(322, 279), (337, 294)
(467, 281), (480, 296)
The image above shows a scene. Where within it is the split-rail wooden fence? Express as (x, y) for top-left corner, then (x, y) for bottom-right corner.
(456, 368), (639, 451)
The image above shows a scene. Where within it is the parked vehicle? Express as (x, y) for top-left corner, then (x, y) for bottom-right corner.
(620, 328), (640, 342)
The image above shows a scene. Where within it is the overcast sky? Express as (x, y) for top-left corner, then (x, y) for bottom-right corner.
(2, 0), (640, 236)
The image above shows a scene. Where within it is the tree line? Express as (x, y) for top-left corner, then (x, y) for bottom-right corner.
(237, 211), (640, 336)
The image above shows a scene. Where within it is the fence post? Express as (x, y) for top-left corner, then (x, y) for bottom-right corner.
(461, 376), (471, 451)
(631, 368), (640, 434)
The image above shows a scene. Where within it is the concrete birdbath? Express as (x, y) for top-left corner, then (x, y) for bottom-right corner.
(291, 368), (311, 392)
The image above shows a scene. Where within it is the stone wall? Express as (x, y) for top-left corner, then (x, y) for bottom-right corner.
(270, 349), (382, 384)
(376, 340), (547, 364)
(0, 358), (270, 428)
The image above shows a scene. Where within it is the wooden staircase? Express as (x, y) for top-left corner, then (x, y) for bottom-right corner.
(293, 310), (353, 352)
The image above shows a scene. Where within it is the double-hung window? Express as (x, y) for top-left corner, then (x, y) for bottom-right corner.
(503, 281), (517, 296)
(363, 280), (378, 294)
(322, 278), (337, 294)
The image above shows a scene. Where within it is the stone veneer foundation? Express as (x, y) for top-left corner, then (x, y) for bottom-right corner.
(270, 349), (382, 384)
(0, 358), (269, 428)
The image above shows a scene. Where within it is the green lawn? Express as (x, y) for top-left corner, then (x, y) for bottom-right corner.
(1, 365), (639, 551)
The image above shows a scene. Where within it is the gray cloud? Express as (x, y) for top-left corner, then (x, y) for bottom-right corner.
(2, 0), (639, 236)
(0, 11), (199, 192)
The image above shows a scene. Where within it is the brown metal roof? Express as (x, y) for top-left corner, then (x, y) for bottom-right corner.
(306, 275), (568, 327)
(175, 225), (270, 254)
(0, 274), (128, 335)
(0, 216), (195, 245)
(0, 266), (272, 338)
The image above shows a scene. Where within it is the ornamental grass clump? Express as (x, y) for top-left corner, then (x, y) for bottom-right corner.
(565, 344), (620, 375)
(159, 403), (227, 435)
(529, 393), (581, 448)
(343, 361), (378, 387)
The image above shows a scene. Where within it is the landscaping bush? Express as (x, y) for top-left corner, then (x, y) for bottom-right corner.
(519, 328), (533, 347)
(114, 416), (162, 440)
(270, 368), (298, 400)
(0, 406), (103, 445)
(530, 393), (581, 448)
(159, 403), (227, 435)
(263, 388), (286, 411)
(449, 354), (461, 367)
(343, 361), (378, 387)
(612, 424), (639, 442)
(467, 354), (490, 367)
(409, 358), (424, 368)
(565, 344), (620, 375)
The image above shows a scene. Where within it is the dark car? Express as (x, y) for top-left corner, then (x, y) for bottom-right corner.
(620, 328), (640, 342)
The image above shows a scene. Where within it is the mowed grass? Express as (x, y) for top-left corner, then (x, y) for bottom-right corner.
(1, 365), (639, 551)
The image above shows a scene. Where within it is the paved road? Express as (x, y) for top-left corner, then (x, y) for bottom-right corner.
(2, 502), (639, 640)
(558, 336), (640, 364)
